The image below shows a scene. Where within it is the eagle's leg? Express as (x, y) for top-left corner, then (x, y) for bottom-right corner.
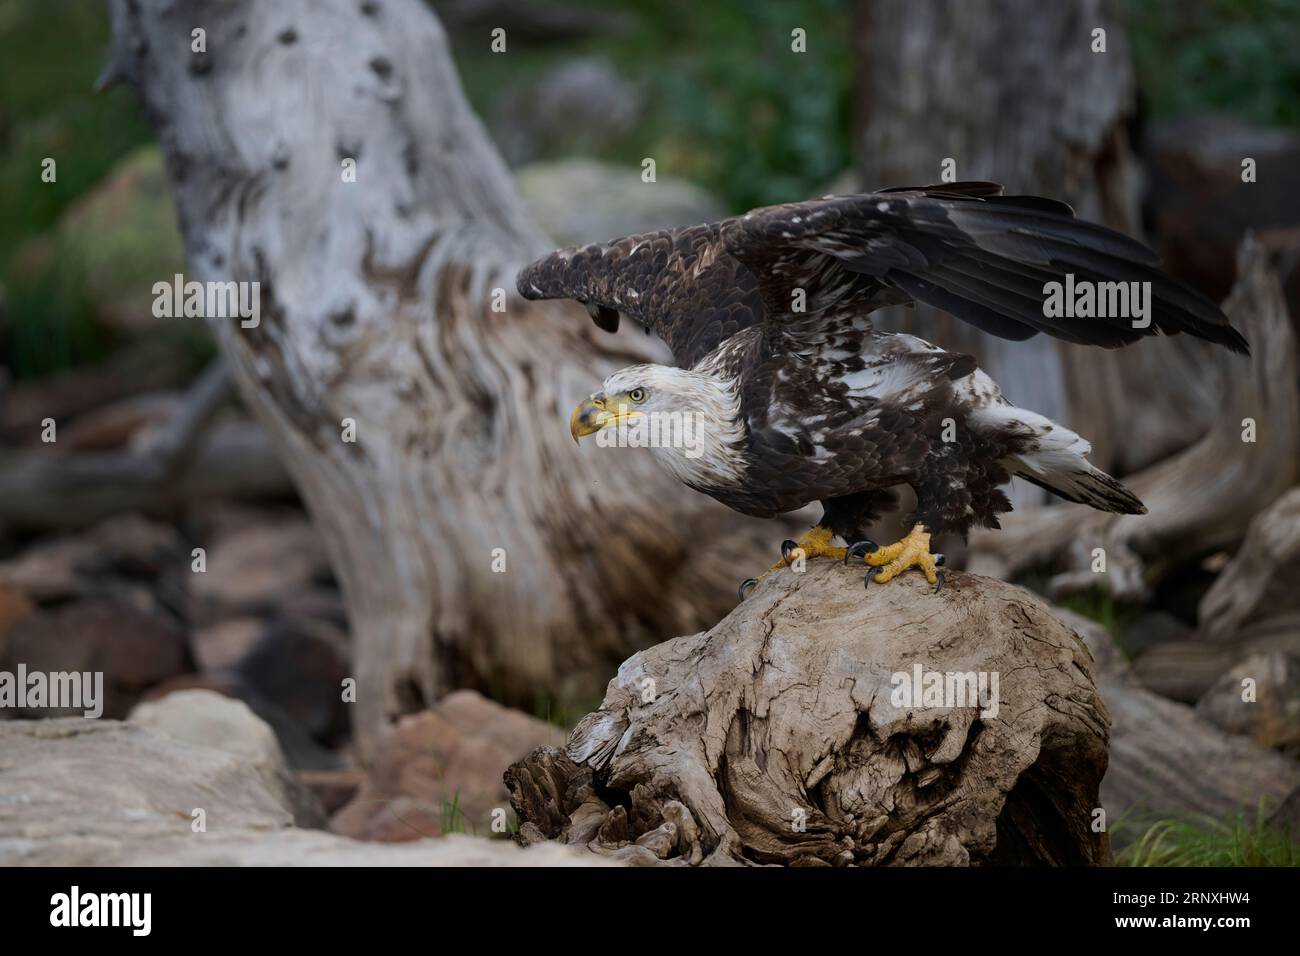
(737, 525), (847, 599)
(862, 523), (946, 591)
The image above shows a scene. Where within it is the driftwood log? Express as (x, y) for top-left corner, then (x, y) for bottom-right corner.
(1056, 609), (1300, 830)
(1198, 485), (1300, 644)
(0, 361), (297, 527)
(105, 0), (785, 757)
(1128, 486), (1300, 701)
(507, 564), (1112, 866)
(969, 240), (1298, 600)
(853, 0), (1220, 491)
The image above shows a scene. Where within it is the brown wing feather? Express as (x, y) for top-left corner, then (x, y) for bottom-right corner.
(515, 223), (768, 369)
(517, 181), (1248, 368)
(721, 183), (1249, 353)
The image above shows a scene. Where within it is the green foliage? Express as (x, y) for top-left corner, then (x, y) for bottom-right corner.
(3, 234), (108, 378)
(532, 691), (605, 730)
(438, 790), (518, 839)
(454, 0), (854, 212)
(0, 0), (156, 376)
(1115, 805), (1299, 867)
(1127, 0), (1300, 128)
(440, 791), (472, 835)
(0, 0), (154, 270)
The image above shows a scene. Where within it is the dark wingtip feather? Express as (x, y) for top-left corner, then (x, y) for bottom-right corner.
(515, 257), (552, 300)
(1222, 325), (1252, 356)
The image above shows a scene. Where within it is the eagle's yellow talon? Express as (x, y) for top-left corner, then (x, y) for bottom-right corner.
(769, 524), (845, 572)
(864, 541), (905, 566)
(861, 523), (939, 587)
(740, 525), (848, 598)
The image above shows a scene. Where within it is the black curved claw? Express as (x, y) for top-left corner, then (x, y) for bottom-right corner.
(934, 553), (946, 567)
(863, 566), (882, 588)
(738, 577), (759, 600)
(933, 570), (945, 593)
(780, 539), (800, 564)
(844, 540), (879, 565)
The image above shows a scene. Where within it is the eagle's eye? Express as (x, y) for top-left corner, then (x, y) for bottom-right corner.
(627, 387), (648, 404)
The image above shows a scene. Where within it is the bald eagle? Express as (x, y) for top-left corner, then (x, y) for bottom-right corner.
(517, 182), (1248, 595)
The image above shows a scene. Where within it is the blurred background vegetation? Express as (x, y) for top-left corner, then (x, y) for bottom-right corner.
(2, 0), (1298, 382)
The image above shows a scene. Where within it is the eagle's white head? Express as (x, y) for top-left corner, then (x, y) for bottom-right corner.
(569, 363), (748, 488)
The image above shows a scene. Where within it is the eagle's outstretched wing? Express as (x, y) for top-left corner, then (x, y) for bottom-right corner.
(722, 182), (1249, 353)
(515, 222), (768, 368)
(516, 182), (1248, 365)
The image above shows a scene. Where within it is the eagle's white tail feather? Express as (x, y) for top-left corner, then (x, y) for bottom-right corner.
(973, 404), (1147, 515)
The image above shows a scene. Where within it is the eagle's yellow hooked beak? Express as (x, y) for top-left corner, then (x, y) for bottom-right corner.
(570, 394), (611, 442)
(569, 393), (638, 443)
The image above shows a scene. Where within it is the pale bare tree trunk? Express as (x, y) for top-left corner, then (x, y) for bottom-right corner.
(105, 0), (780, 758)
(853, 0), (1221, 490)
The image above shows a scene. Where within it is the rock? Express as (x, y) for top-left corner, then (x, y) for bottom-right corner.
(140, 671), (343, 772)
(491, 59), (640, 166)
(189, 517), (331, 621)
(83, 513), (189, 582)
(0, 539), (92, 604)
(517, 158), (727, 247)
(0, 718), (607, 866)
(332, 689), (564, 842)
(129, 689), (323, 826)
(1195, 652), (1300, 751)
(191, 617), (263, 672)
(183, 501), (302, 545)
(0, 600), (191, 718)
(0, 514), (185, 604)
(107, 830), (616, 866)
(231, 618), (351, 744)
(275, 587), (348, 631)
(297, 769), (365, 816)
(1055, 609), (1300, 840)
(0, 717), (289, 865)
(510, 567), (1112, 866)
(0, 585), (35, 657)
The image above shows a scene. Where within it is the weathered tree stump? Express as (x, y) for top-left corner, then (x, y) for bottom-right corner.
(507, 564), (1112, 866)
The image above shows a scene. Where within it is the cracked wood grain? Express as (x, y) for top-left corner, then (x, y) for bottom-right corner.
(508, 565), (1112, 866)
